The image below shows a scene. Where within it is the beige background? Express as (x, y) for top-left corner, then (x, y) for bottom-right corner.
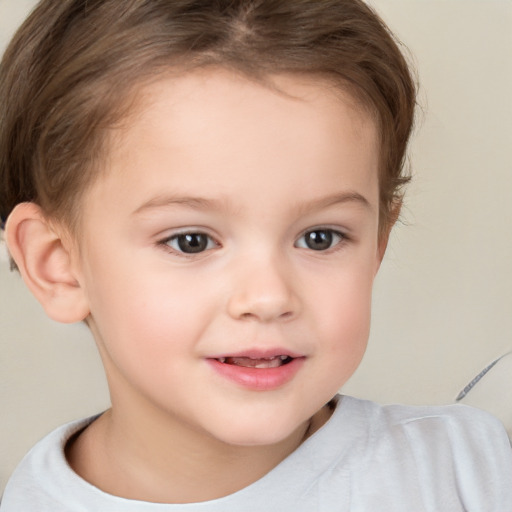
(1, 0), (511, 493)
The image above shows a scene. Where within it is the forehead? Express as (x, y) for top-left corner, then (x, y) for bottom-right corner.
(130, 68), (376, 143)
(90, 69), (379, 213)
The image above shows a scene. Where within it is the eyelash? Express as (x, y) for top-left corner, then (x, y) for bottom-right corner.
(158, 227), (348, 257)
(159, 231), (219, 257)
(295, 228), (347, 252)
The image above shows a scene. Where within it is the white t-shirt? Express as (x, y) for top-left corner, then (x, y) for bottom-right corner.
(2, 396), (511, 511)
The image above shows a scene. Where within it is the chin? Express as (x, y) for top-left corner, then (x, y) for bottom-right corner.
(204, 409), (310, 448)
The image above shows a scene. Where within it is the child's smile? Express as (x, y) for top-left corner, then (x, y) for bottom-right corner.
(72, 68), (382, 463)
(207, 350), (305, 390)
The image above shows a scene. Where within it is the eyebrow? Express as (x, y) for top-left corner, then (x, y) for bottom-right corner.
(132, 191), (373, 216)
(132, 195), (230, 216)
(296, 191), (374, 216)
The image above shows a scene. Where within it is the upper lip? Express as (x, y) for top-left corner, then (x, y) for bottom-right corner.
(207, 348), (305, 360)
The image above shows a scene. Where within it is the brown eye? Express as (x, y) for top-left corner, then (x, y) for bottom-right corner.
(305, 230), (332, 250)
(167, 233), (213, 254)
(296, 229), (344, 251)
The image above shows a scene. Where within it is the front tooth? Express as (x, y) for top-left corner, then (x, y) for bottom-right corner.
(252, 358), (282, 369)
(270, 358), (282, 368)
(280, 355), (288, 361)
(218, 357), (226, 363)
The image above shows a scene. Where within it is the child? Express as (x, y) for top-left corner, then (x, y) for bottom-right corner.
(1, 0), (511, 510)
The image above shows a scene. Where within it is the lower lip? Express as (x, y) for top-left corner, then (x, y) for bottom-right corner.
(207, 357), (305, 391)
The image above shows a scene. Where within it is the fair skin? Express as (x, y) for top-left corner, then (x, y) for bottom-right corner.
(7, 69), (388, 503)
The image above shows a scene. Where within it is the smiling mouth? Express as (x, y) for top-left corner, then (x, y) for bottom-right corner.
(215, 356), (294, 369)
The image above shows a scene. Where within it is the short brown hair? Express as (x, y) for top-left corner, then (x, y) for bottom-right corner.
(0, 0), (416, 237)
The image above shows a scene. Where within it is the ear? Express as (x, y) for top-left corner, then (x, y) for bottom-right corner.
(5, 202), (90, 323)
(375, 201), (402, 272)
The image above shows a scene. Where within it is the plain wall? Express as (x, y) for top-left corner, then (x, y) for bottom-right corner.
(1, 0), (511, 493)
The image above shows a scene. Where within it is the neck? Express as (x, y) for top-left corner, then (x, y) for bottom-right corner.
(66, 398), (328, 504)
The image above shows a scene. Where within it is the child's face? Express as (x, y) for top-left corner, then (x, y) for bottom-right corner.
(75, 69), (382, 446)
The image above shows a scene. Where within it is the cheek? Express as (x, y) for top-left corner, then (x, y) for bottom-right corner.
(312, 263), (374, 373)
(86, 272), (210, 404)
(324, 293), (371, 357)
(97, 284), (200, 353)
(82, 253), (212, 369)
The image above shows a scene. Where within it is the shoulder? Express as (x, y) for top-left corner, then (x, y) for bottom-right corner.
(333, 396), (512, 509)
(375, 399), (511, 454)
(340, 394), (510, 439)
(1, 416), (97, 511)
(341, 395), (511, 459)
(375, 398), (506, 432)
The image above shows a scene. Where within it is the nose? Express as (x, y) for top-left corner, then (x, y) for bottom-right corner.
(226, 254), (300, 323)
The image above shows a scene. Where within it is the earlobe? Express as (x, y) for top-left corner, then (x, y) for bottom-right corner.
(5, 203), (90, 323)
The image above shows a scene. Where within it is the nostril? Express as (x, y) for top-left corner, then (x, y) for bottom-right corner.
(226, 283), (299, 322)
(237, 309), (294, 322)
